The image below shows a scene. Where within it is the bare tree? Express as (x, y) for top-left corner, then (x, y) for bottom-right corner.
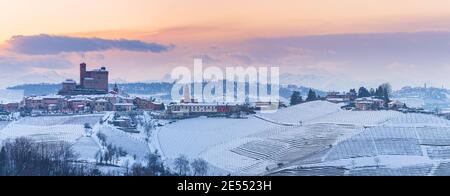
(0, 137), (97, 176)
(191, 158), (208, 176)
(174, 155), (190, 176)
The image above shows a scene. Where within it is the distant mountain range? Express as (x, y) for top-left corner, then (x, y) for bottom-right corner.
(7, 82), (326, 103)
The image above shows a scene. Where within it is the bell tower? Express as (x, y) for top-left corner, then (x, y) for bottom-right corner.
(80, 63), (87, 88)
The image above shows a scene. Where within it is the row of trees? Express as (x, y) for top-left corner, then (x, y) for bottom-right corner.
(290, 89), (320, 106)
(0, 138), (98, 176)
(128, 151), (172, 176)
(0, 137), (209, 176)
(173, 155), (209, 176)
(127, 153), (208, 176)
(354, 83), (392, 107)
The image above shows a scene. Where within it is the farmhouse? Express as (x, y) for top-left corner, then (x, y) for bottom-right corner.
(355, 97), (385, 110)
(113, 103), (134, 112)
(326, 91), (357, 104)
(0, 102), (19, 113)
(133, 97), (164, 111)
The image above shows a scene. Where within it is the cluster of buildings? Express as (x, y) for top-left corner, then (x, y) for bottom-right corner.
(325, 91), (406, 111)
(0, 63), (164, 117)
(325, 91), (357, 104)
(164, 85), (249, 119)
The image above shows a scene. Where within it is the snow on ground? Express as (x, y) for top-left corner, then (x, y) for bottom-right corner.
(257, 101), (342, 125)
(158, 100), (450, 176)
(72, 136), (101, 162)
(2, 100), (450, 175)
(258, 101), (403, 126)
(309, 110), (403, 126)
(382, 113), (450, 127)
(158, 101), (374, 175)
(0, 124), (85, 143)
(158, 116), (279, 159)
(393, 97), (425, 109)
(268, 111), (450, 176)
(0, 114), (105, 161)
(0, 121), (10, 130)
(98, 125), (150, 160)
(17, 114), (103, 126)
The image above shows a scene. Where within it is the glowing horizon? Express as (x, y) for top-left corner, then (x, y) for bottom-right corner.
(2, 0), (450, 90)
(3, 0), (450, 42)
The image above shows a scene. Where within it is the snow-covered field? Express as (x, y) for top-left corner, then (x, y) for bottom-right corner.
(267, 109), (450, 176)
(0, 113), (153, 165)
(158, 101), (450, 176)
(0, 114), (105, 160)
(0, 114), (104, 142)
(98, 125), (150, 160)
(158, 101), (365, 175)
(257, 101), (342, 125)
(2, 100), (450, 176)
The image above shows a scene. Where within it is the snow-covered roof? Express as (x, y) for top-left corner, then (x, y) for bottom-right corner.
(95, 99), (108, 102)
(114, 103), (134, 106)
(355, 97), (383, 102)
(68, 97), (92, 102)
(326, 98), (346, 101)
(63, 79), (76, 84)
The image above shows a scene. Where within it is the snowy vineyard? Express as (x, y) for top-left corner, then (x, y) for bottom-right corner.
(3, 100), (450, 176)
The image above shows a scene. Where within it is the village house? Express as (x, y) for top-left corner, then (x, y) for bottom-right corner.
(133, 97), (164, 111)
(254, 101), (279, 111)
(24, 96), (45, 110)
(355, 97), (385, 110)
(42, 95), (66, 112)
(0, 102), (19, 113)
(113, 103), (134, 112)
(68, 97), (93, 113)
(326, 91), (357, 104)
(93, 99), (110, 112)
(165, 84), (245, 118)
(166, 103), (243, 118)
(388, 100), (406, 109)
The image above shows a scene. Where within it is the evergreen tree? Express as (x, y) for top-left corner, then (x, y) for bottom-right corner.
(358, 87), (371, 98)
(370, 88), (375, 96)
(306, 89), (317, 102)
(379, 83), (392, 108)
(290, 91), (303, 106)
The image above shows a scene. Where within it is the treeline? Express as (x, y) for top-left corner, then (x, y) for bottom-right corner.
(290, 89), (321, 106)
(289, 83), (393, 107)
(353, 83), (392, 107)
(127, 153), (208, 176)
(0, 137), (209, 176)
(0, 138), (97, 176)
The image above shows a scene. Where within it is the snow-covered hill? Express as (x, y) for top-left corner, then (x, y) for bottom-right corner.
(393, 86), (450, 110)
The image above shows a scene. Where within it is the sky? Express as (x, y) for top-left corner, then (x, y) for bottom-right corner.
(2, 0), (450, 90)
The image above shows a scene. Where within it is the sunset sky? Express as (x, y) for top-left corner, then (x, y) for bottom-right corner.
(2, 0), (450, 90)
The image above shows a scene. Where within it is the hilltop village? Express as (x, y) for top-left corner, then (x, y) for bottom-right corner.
(0, 62), (427, 123)
(0, 63), (258, 128)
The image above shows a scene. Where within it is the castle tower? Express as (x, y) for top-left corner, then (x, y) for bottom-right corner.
(80, 63), (87, 88)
